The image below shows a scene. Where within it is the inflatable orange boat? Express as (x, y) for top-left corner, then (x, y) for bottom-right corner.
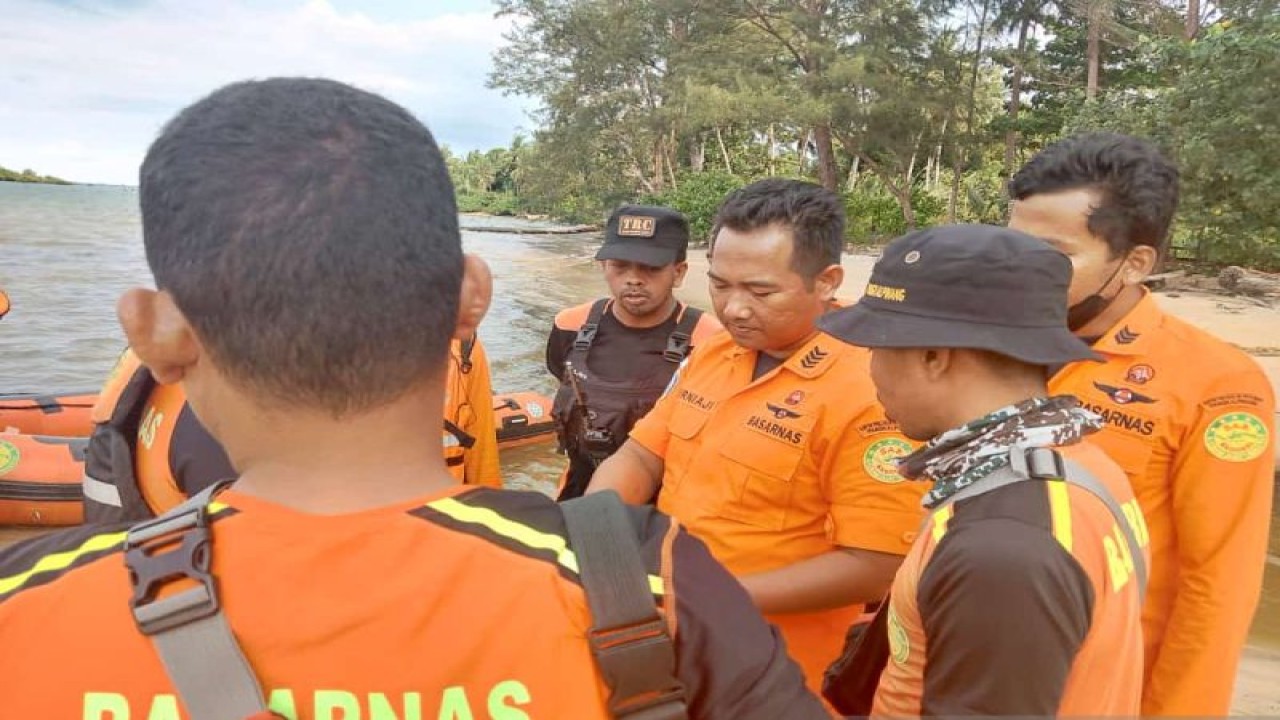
(0, 390), (556, 527)
(0, 391), (97, 437)
(1, 389), (556, 447)
(0, 432), (85, 526)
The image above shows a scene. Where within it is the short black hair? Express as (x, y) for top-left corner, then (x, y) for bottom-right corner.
(140, 77), (462, 416)
(1009, 132), (1180, 256)
(711, 178), (844, 280)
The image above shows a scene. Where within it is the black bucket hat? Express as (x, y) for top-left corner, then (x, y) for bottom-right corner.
(595, 205), (690, 267)
(818, 224), (1101, 365)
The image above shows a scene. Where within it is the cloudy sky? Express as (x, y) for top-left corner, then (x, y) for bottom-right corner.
(0, 0), (537, 185)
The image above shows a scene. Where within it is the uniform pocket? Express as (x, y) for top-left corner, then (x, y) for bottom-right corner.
(664, 404), (712, 496)
(669, 403), (710, 440)
(714, 418), (812, 530)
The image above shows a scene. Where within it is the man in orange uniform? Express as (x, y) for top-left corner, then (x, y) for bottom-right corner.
(1009, 132), (1276, 715)
(0, 78), (827, 719)
(84, 332), (501, 522)
(819, 224), (1148, 716)
(588, 178), (926, 695)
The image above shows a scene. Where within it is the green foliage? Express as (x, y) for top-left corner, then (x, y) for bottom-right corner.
(458, 0), (1278, 269)
(0, 165), (70, 185)
(642, 171), (744, 244)
(1066, 14), (1280, 269)
(844, 182), (947, 245)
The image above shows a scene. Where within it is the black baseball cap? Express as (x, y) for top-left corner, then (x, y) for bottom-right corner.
(818, 224), (1101, 365)
(595, 205), (690, 267)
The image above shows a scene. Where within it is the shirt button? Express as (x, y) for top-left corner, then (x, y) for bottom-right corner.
(902, 531), (918, 543)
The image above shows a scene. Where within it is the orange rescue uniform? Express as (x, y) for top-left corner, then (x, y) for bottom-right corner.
(0, 486), (827, 718)
(443, 336), (501, 488)
(874, 442), (1150, 716)
(1049, 290), (1276, 715)
(630, 330), (927, 692)
(93, 339), (502, 517)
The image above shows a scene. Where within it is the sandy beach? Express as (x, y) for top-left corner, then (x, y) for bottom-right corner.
(679, 250), (1280, 715)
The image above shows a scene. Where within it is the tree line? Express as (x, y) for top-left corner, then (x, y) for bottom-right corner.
(455, 0), (1277, 268)
(0, 165), (71, 185)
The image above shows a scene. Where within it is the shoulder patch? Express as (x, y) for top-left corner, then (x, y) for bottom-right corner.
(856, 419), (900, 437)
(863, 437), (913, 483)
(1203, 412), (1270, 462)
(1204, 393), (1266, 409)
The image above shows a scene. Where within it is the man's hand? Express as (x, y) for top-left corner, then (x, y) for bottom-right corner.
(584, 439), (665, 505)
(738, 547), (903, 615)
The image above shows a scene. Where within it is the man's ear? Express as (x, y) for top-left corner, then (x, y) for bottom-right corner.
(919, 347), (954, 382)
(1123, 245), (1159, 285)
(117, 288), (201, 385)
(814, 263), (845, 302)
(671, 261), (690, 288)
(455, 254), (493, 341)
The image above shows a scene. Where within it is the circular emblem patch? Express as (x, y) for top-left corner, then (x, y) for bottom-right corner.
(863, 437), (912, 483)
(888, 605), (910, 665)
(0, 439), (20, 477)
(1204, 412), (1269, 462)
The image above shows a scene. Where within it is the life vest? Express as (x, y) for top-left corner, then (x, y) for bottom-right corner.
(551, 300), (703, 468)
(442, 334), (478, 474)
(82, 349), (160, 524)
(83, 345), (490, 523)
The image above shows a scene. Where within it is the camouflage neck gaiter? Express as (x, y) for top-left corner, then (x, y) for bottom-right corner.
(897, 395), (1102, 509)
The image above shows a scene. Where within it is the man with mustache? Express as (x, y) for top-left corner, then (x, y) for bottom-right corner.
(547, 205), (721, 500)
(587, 179), (925, 698)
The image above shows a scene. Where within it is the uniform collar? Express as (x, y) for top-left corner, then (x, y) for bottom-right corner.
(722, 331), (839, 379)
(1090, 288), (1163, 356)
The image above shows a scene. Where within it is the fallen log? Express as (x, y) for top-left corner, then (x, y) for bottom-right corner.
(465, 224), (600, 235)
(1143, 269), (1187, 290)
(1218, 266), (1280, 297)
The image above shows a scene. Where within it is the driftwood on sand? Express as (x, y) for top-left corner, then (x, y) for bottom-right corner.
(1218, 266), (1280, 297)
(466, 224), (600, 235)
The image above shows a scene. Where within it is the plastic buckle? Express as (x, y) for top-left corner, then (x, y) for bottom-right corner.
(573, 323), (599, 351)
(588, 618), (687, 720)
(1010, 445), (1066, 480)
(124, 506), (219, 636)
(662, 332), (691, 363)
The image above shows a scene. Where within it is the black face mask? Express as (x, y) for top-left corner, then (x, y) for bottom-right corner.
(1066, 259), (1126, 331)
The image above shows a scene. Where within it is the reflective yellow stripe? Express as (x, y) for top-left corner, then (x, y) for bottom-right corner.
(427, 497), (665, 596)
(0, 501), (231, 598)
(931, 506), (953, 542)
(0, 530), (128, 597)
(1047, 481), (1074, 553)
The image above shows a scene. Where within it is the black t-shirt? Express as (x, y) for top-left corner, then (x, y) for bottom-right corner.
(546, 305), (686, 390)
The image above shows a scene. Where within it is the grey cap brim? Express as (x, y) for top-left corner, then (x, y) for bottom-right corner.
(818, 303), (1103, 365)
(595, 241), (679, 267)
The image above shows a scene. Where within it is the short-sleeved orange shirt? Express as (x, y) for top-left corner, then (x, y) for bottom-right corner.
(1049, 291), (1276, 715)
(630, 330), (927, 689)
(0, 486), (827, 719)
